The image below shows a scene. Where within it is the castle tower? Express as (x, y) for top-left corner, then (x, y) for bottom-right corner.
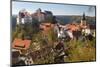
(80, 13), (87, 26)
(37, 8), (41, 14)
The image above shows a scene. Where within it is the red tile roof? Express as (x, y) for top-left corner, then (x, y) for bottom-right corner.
(12, 38), (31, 50)
(66, 24), (80, 32)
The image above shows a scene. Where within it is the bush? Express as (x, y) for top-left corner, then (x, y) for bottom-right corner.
(64, 39), (96, 62)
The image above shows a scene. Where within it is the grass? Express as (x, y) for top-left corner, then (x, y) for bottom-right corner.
(29, 29), (96, 64)
(12, 25), (96, 64)
(64, 39), (96, 62)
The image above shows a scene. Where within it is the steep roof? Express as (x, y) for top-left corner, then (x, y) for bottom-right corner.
(82, 13), (86, 20)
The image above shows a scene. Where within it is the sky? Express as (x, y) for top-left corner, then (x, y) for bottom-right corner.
(12, 1), (96, 17)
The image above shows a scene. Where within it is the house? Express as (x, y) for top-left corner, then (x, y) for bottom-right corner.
(12, 38), (31, 50)
(66, 23), (80, 32)
(57, 27), (66, 39)
(64, 23), (82, 39)
(54, 23), (71, 39)
(40, 23), (54, 31)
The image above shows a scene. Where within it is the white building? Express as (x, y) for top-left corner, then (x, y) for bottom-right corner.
(16, 9), (32, 25)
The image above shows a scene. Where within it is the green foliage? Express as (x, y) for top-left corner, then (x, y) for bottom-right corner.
(12, 25), (21, 41)
(64, 39), (96, 62)
(47, 28), (57, 43)
(12, 19), (96, 64)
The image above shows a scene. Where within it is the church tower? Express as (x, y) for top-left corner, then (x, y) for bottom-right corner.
(80, 13), (87, 26)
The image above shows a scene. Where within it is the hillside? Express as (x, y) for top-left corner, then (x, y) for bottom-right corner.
(55, 15), (96, 25)
(11, 15), (96, 30)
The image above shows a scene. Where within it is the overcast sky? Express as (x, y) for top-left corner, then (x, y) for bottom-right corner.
(12, 1), (96, 16)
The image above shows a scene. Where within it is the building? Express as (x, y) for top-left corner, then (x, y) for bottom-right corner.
(16, 9), (32, 24)
(32, 8), (53, 22)
(12, 38), (31, 50)
(80, 13), (96, 36)
(80, 13), (87, 26)
(17, 8), (54, 24)
(40, 23), (54, 31)
(45, 11), (53, 21)
(36, 8), (46, 22)
(32, 8), (46, 22)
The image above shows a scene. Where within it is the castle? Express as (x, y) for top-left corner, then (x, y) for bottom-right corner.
(16, 8), (53, 25)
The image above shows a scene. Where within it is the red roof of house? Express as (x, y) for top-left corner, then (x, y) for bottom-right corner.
(66, 24), (80, 32)
(12, 38), (31, 50)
